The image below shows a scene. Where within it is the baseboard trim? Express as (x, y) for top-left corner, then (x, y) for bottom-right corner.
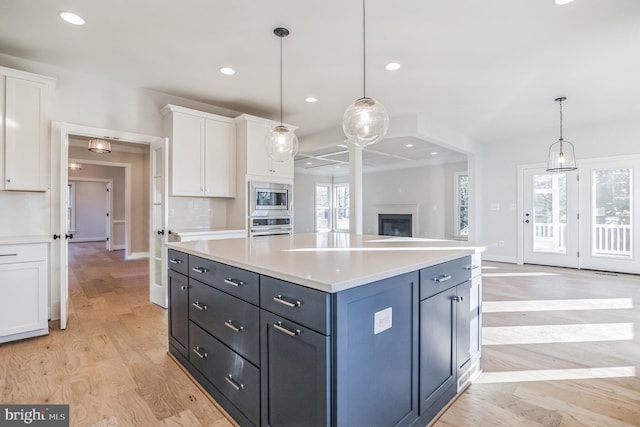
(70, 237), (107, 243)
(127, 251), (149, 260)
(483, 255), (518, 264)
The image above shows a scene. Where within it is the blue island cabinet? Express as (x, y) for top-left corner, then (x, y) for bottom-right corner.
(167, 250), (478, 427)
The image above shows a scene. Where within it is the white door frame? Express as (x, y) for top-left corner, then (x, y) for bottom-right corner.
(52, 121), (161, 330)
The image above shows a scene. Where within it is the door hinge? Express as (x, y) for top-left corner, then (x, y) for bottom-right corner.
(577, 251), (580, 258)
(106, 237), (109, 241)
(576, 174), (580, 182)
(106, 212), (109, 216)
(577, 213), (579, 220)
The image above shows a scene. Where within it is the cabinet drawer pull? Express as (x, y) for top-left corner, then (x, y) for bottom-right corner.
(192, 267), (208, 274)
(0, 253), (18, 257)
(192, 346), (207, 359)
(225, 374), (244, 391)
(273, 295), (301, 308)
(273, 321), (300, 337)
(169, 258), (183, 264)
(192, 301), (207, 311)
(432, 274), (452, 283)
(180, 285), (188, 291)
(224, 320), (244, 332)
(224, 278), (244, 287)
(452, 295), (465, 303)
(465, 265), (480, 271)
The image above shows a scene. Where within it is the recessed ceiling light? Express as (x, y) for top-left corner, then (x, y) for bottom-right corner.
(335, 166), (341, 169)
(405, 143), (414, 148)
(58, 11), (85, 25)
(305, 97), (318, 103)
(219, 67), (235, 76)
(385, 62), (401, 71)
(431, 151), (438, 155)
(554, 0), (574, 4)
(306, 161), (313, 165)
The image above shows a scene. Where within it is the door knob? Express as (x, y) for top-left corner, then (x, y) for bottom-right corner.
(53, 234), (60, 240)
(157, 230), (165, 236)
(525, 220), (530, 223)
(65, 233), (74, 240)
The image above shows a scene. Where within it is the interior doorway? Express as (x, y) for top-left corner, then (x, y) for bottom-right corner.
(67, 179), (113, 250)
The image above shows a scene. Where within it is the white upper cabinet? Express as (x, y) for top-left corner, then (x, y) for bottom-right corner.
(236, 114), (295, 181)
(0, 68), (54, 192)
(162, 105), (236, 198)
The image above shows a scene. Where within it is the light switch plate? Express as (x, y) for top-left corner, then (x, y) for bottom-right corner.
(374, 307), (392, 335)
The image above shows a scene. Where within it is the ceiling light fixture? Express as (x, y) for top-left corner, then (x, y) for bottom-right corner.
(264, 27), (299, 162)
(305, 97), (318, 103)
(546, 97), (577, 172)
(554, 0), (575, 5)
(88, 138), (111, 153)
(219, 67), (235, 75)
(58, 11), (85, 25)
(405, 143), (414, 148)
(385, 62), (401, 71)
(342, 0), (389, 148)
(68, 162), (82, 170)
(431, 151), (438, 155)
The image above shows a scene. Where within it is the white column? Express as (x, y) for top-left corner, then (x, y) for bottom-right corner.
(349, 144), (363, 234)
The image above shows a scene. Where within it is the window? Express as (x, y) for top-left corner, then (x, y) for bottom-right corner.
(334, 184), (350, 232)
(315, 185), (331, 231)
(315, 183), (350, 232)
(454, 172), (469, 237)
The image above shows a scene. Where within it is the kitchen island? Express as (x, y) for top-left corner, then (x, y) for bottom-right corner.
(166, 233), (484, 427)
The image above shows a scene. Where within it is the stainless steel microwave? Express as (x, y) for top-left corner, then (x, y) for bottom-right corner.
(249, 181), (292, 217)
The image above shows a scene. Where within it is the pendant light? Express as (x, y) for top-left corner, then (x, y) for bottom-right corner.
(265, 27), (299, 162)
(88, 138), (111, 153)
(342, 0), (389, 148)
(546, 97), (577, 172)
(68, 162), (82, 170)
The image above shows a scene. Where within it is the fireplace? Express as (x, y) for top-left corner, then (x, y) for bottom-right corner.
(378, 214), (412, 237)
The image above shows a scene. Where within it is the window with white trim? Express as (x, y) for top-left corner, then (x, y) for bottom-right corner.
(315, 183), (350, 232)
(454, 172), (469, 237)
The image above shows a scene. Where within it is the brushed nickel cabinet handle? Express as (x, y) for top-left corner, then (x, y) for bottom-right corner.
(169, 259), (182, 264)
(273, 321), (300, 337)
(273, 295), (301, 308)
(192, 267), (208, 274)
(192, 301), (207, 311)
(224, 320), (244, 333)
(193, 346), (207, 359)
(0, 253), (18, 257)
(433, 274), (452, 283)
(452, 295), (465, 303)
(224, 278), (244, 287)
(180, 285), (188, 291)
(225, 374), (244, 391)
(465, 265), (480, 270)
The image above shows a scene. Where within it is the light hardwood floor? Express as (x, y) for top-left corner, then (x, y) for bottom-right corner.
(1, 243), (638, 426)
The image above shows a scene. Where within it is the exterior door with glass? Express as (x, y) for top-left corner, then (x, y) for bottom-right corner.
(578, 156), (638, 274)
(522, 166), (579, 268)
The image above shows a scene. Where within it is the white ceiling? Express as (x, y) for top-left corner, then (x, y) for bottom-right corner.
(1, 0), (638, 171)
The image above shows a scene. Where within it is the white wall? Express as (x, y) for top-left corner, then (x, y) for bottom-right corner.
(478, 120), (640, 262)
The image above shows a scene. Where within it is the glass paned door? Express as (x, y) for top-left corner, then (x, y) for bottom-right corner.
(579, 157), (639, 274)
(522, 167), (579, 268)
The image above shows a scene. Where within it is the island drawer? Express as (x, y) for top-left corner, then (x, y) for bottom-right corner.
(188, 255), (259, 305)
(260, 276), (330, 335)
(167, 249), (189, 275)
(188, 279), (260, 366)
(189, 322), (259, 426)
(420, 256), (471, 300)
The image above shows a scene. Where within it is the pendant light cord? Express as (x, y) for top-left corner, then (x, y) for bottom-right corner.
(362, 0), (366, 98)
(558, 99), (563, 141)
(280, 34), (283, 126)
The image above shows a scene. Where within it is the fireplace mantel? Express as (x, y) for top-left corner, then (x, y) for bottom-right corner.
(372, 204), (419, 237)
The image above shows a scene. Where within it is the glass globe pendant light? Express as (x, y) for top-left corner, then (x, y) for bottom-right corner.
(342, 0), (389, 148)
(546, 97), (577, 172)
(265, 27), (299, 162)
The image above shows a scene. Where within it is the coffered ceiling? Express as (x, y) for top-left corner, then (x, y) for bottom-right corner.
(1, 0), (638, 172)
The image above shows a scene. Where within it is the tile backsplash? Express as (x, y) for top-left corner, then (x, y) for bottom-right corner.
(168, 197), (229, 230)
(0, 191), (51, 237)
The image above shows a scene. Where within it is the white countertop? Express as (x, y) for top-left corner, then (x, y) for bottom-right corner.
(167, 233), (484, 293)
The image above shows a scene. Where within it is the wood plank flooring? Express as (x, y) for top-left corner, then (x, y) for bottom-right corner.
(1, 243), (638, 426)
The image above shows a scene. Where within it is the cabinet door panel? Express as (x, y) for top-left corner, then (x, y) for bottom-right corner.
(204, 118), (235, 197)
(419, 289), (455, 415)
(168, 270), (189, 358)
(0, 261), (47, 339)
(170, 112), (203, 196)
(4, 77), (49, 191)
(456, 281), (472, 374)
(261, 310), (330, 427)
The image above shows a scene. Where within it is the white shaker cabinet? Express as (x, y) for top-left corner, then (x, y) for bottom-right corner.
(0, 242), (48, 343)
(235, 114), (295, 180)
(162, 104), (236, 197)
(0, 67), (54, 192)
